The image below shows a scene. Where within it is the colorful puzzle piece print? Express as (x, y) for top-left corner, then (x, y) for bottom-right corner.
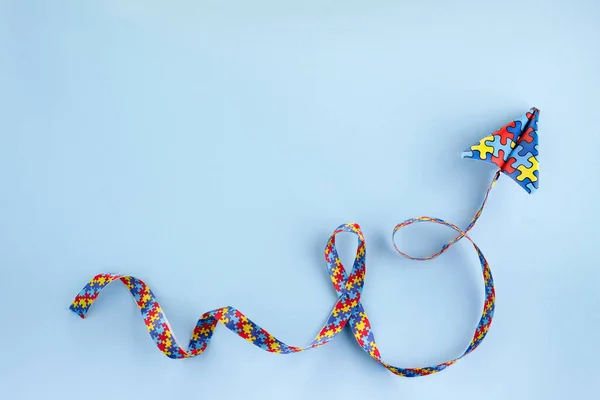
(71, 219), (496, 378)
(462, 107), (540, 194)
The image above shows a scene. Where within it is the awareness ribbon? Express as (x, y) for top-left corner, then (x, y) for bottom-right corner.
(69, 173), (498, 377)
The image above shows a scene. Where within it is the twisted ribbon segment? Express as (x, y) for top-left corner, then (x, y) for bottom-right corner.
(71, 192), (496, 377)
(70, 223), (366, 358)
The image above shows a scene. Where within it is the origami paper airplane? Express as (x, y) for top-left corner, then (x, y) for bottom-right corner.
(462, 107), (540, 194)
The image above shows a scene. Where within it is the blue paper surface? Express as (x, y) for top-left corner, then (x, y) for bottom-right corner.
(0, 1), (599, 399)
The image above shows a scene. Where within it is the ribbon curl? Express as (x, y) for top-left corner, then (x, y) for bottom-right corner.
(70, 202), (495, 377)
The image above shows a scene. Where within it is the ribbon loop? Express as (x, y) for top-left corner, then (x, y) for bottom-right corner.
(324, 223), (366, 298)
(348, 216), (495, 376)
(69, 216), (495, 377)
(392, 171), (500, 261)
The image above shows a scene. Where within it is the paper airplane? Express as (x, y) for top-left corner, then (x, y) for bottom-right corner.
(462, 107), (540, 194)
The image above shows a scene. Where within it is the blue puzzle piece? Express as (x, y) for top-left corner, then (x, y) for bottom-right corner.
(484, 135), (513, 161)
(507, 120), (524, 138)
(513, 140), (537, 157)
(508, 152), (535, 169)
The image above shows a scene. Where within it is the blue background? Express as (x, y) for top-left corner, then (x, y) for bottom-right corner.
(1, 1), (599, 399)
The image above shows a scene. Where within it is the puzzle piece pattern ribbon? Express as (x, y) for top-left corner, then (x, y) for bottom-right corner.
(70, 220), (495, 377)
